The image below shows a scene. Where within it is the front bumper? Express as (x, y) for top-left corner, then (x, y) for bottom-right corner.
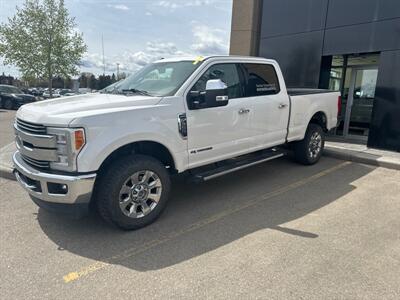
(13, 151), (96, 213)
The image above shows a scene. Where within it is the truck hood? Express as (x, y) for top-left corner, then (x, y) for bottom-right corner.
(16, 93), (162, 126)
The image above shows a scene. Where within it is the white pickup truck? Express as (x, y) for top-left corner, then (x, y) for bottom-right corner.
(13, 56), (340, 230)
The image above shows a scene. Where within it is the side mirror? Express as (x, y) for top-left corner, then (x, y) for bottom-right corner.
(204, 79), (229, 107)
(187, 79), (229, 110)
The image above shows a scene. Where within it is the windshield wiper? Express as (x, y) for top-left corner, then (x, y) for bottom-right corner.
(121, 88), (152, 96)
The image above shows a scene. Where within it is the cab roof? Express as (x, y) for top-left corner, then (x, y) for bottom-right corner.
(153, 55), (275, 64)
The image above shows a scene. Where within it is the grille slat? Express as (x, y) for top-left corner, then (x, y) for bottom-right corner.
(16, 118), (50, 169)
(16, 118), (46, 134)
(21, 155), (50, 169)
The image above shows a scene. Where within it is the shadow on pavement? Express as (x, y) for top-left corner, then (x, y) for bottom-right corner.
(36, 157), (374, 271)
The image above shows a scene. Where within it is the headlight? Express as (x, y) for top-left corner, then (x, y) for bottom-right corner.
(47, 127), (86, 171)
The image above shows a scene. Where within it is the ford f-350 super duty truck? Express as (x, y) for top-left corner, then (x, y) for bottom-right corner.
(13, 56), (340, 230)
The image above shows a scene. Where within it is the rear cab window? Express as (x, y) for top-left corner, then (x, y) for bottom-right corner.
(241, 63), (280, 97)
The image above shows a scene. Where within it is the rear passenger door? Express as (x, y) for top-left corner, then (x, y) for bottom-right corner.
(241, 63), (289, 148)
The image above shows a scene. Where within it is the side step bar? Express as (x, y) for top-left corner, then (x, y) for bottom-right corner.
(189, 148), (286, 183)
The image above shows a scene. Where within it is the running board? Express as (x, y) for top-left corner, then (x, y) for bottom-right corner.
(189, 149), (286, 183)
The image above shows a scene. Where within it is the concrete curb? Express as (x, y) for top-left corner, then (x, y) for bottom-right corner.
(0, 142), (16, 181)
(0, 165), (15, 181)
(323, 147), (400, 170)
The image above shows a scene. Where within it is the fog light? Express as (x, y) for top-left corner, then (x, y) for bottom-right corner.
(47, 182), (68, 195)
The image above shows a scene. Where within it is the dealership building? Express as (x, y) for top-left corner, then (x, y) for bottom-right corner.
(230, 0), (400, 152)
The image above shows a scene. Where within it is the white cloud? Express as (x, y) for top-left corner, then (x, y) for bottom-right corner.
(145, 11), (153, 16)
(79, 22), (229, 75)
(80, 41), (191, 75)
(106, 4), (130, 11)
(191, 24), (228, 55)
(156, 0), (215, 11)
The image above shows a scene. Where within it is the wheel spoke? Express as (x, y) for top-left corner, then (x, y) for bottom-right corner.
(141, 202), (151, 215)
(130, 172), (140, 184)
(148, 178), (161, 188)
(148, 191), (161, 203)
(120, 198), (132, 210)
(141, 170), (154, 183)
(128, 203), (139, 217)
(119, 185), (131, 195)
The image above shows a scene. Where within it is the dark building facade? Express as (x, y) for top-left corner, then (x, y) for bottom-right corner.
(230, 0), (400, 151)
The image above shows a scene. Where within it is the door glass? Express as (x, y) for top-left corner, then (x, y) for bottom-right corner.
(325, 53), (380, 138)
(349, 69), (378, 135)
(191, 63), (243, 99)
(334, 67), (353, 135)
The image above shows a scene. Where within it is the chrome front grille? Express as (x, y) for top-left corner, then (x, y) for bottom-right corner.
(21, 155), (50, 169)
(16, 118), (47, 134)
(15, 118), (55, 170)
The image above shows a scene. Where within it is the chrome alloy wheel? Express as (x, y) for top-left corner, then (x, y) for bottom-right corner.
(119, 170), (162, 218)
(308, 131), (322, 159)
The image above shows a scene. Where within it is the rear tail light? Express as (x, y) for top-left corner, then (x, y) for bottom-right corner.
(337, 96), (342, 116)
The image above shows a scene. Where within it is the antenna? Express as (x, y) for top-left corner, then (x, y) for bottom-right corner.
(102, 34), (105, 75)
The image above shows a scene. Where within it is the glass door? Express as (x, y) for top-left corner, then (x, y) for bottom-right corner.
(343, 67), (378, 138)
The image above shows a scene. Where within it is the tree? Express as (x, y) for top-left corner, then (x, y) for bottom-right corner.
(0, 0), (87, 96)
(88, 74), (97, 90)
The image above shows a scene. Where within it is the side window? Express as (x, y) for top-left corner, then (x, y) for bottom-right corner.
(242, 63), (280, 97)
(191, 63), (243, 99)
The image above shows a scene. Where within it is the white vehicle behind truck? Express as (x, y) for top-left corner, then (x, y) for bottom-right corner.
(13, 56), (340, 230)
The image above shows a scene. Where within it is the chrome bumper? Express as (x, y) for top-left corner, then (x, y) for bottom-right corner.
(13, 151), (96, 205)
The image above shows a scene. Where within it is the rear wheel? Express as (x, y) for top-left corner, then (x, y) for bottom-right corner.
(95, 154), (171, 230)
(293, 123), (325, 165)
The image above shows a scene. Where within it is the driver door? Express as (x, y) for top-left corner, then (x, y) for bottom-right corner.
(186, 63), (256, 168)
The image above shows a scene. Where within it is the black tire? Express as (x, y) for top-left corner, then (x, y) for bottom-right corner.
(3, 99), (13, 110)
(293, 123), (325, 165)
(95, 154), (171, 230)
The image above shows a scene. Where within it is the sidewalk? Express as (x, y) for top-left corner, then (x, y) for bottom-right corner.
(1, 141), (399, 180)
(324, 141), (400, 170)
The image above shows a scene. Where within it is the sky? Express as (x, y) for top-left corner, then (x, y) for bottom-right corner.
(0, 0), (233, 77)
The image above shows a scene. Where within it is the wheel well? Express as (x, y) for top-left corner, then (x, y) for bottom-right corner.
(97, 141), (176, 177)
(310, 111), (328, 132)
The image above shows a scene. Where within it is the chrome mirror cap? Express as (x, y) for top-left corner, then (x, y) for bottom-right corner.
(205, 79), (227, 91)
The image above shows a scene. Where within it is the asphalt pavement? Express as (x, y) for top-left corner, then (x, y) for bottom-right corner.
(1, 156), (399, 299)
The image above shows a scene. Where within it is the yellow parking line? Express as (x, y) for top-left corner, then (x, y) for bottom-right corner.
(63, 161), (351, 283)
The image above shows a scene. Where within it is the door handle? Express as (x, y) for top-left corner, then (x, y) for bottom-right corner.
(238, 108), (250, 114)
(278, 103), (288, 109)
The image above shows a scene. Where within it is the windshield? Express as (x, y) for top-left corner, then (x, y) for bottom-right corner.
(102, 60), (202, 96)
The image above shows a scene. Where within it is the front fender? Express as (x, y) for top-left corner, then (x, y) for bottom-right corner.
(77, 131), (187, 173)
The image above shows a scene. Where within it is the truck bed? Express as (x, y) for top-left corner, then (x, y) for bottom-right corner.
(287, 88), (337, 96)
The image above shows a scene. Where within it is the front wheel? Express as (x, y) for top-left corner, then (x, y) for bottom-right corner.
(293, 123), (325, 165)
(95, 154), (171, 230)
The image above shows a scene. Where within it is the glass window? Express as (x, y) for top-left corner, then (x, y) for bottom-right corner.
(105, 61), (202, 96)
(347, 53), (379, 66)
(242, 63), (280, 97)
(332, 55), (344, 67)
(329, 67), (343, 91)
(191, 63), (243, 99)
